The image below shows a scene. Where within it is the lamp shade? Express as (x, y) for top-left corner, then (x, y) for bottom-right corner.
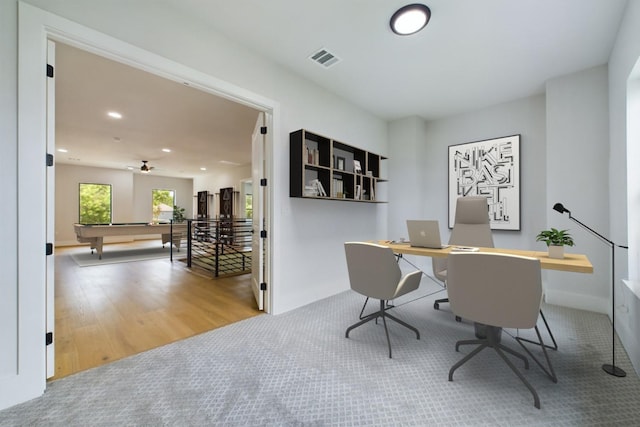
(553, 203), (570, 214)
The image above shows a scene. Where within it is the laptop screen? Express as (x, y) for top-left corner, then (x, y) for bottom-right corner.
(406, 220), (448, 249)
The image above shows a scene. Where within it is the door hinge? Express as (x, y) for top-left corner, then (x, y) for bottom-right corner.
(260, 178), (267, 186)
(260, 282), (267, 291)
(260, 126), (267, 135)
(46, 243), (53, 256)
(46, 64), (54, 78)
(46, 332), (53, 346)
(260, 230), (267, 238)
(46, 153), (54, 167)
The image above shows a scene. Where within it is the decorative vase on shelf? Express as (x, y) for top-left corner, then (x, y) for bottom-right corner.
(548, 245), (565, 259)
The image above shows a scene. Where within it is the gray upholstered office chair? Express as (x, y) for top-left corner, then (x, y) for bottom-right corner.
(433, 196), (494, 320)
(344, 242), (422, 358)
(446, 252), (556, 409)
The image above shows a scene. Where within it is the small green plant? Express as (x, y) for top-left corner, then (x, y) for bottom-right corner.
(172, 205), (186, 223)
(536, 228), (575, 247)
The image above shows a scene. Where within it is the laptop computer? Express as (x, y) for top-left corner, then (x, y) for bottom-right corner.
(406, 220), (450, 249)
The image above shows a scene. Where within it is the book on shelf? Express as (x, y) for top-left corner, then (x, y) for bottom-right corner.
(317, 180), (326, 196)
(332, 178), (344, 198)
(304, 143), (319, 165)
(353, 160), (362, 174)
(355, 184), (361, 200)
(305, 179), (326, 197)
(312, 179), (326, 197)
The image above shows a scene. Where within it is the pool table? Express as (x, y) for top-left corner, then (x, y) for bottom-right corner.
(73, 222), (187, 259)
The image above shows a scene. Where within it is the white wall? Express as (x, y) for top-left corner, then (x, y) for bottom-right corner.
(387, 117), (431, 274)
(192, 165), (251, 218)
(0, 0), (18, 383)
(55, 164), (193, 245)
(408, 95), (547, 247)
(387, 95), (548, 284)
(390, 80), (612, 314)
(545, 65), (610, 312)
(132, 173), (193, 223)
(388, 117), (428, 240)
(609, 0), (640, 375)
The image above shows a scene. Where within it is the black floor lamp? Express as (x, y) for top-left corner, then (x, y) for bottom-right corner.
(553, 203), (628, 377)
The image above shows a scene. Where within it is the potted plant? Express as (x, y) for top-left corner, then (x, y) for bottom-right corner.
(536, 228), (575, 259)
(172, 205), (186, 223)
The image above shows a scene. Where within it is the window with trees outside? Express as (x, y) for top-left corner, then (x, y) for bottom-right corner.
(79, 183), (112, 224)
(152, 189), (176, 223)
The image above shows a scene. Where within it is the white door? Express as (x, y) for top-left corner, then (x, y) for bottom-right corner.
(46, 40), (56, 378)
(251, 113), (267, 311)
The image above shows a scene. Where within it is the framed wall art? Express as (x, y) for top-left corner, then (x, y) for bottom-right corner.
(448, 134), (521, 230)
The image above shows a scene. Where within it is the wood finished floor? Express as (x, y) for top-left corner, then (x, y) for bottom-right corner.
(53, 241), (262, 380)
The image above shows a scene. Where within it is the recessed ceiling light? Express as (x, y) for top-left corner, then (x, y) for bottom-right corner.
(107, 111), (122, 119)
(57, 148), (68, 153)
(162, 148), (171, 153)
(200, 167), (207, 171)
(390, 4), (431, 36)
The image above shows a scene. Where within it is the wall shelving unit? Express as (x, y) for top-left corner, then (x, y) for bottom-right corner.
(289, 129), (387, 203)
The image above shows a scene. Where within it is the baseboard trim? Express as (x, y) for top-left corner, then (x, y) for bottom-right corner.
(545, 289), (607, 314)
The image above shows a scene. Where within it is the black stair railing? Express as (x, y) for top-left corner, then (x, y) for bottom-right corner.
(185, 218), (252, 277)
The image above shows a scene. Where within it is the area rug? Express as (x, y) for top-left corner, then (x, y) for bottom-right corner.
(70, 246), (178, 267)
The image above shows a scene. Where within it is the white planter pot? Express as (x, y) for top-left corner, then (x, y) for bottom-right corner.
(548, 245), (565, 259)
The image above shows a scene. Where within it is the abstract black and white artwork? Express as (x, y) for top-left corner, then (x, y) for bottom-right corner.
(448, 135), (520, 230)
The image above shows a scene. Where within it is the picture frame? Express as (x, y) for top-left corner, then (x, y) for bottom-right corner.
(353, 159), (362, 174)
(336, 156), (345, 171)
(448, 134), (521, 230)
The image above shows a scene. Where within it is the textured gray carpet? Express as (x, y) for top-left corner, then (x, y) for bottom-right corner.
(1, 285), (639, 426)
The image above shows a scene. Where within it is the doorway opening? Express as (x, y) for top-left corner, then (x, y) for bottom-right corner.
(49, 40), (273, 379)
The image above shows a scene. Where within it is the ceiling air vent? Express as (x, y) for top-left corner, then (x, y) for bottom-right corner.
(309, 48), (340, 68)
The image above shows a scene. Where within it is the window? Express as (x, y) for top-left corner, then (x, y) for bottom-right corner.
(152, 189), (175, 222)
(79, 183), (112, 224)
(245, 194), (253, 218)
(242, 180), (253, 219)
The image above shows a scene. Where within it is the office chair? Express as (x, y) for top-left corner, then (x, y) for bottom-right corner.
(344, 242), (422, 358)
(433, 196), (494, 320)
(446, 252), (556, 409)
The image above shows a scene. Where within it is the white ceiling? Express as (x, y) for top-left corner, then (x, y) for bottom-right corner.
(166, 0), (627, 120)
(55, 0), (628, 177)
(55, 44), (260, 178)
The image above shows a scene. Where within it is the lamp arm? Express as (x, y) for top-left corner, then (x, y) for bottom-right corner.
(568, 214), (628, 249)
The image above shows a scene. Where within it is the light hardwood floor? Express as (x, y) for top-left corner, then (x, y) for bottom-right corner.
(53, 241), (262, 379)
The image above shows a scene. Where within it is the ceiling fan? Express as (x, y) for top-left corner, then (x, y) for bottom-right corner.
(140, 160), (154, 173)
